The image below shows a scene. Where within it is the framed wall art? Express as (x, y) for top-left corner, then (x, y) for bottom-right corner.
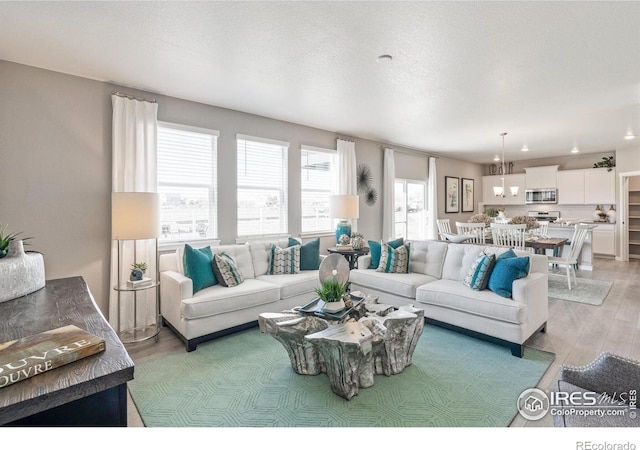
(445, 176), (459, 213)
(461, 178), (474, 212)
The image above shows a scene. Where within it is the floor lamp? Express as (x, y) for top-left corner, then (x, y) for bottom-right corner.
(112, 192), (160, 343)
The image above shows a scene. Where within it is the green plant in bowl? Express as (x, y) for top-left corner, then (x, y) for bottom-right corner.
(0, 224), (29, 259)
(315, 279), (347, 303)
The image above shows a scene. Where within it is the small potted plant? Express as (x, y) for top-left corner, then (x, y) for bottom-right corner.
(0, 224), (31, 259)
(130, 262), (148, 281)
(315, 279), (348, 312)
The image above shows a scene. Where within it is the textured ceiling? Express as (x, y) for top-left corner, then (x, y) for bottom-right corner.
(1, 1), (639, 163)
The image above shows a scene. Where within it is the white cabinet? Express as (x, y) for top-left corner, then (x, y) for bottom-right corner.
(482, 174), (525, 206)
(592, 223), (615, 256)
(525, 165), (558, 189)
(557, 170), (585, 205)
(585, 169), (615, 205)
(555, 168), (615, 205)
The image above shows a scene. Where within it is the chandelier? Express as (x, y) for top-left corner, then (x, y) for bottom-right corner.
(493, 132), (519, 197)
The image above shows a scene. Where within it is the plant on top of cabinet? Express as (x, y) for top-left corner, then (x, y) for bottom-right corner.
(593, 156), (615, 172)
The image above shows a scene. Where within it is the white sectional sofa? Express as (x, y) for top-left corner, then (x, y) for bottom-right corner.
(349, 240), (549, 357)
(159, 238), (321, 351)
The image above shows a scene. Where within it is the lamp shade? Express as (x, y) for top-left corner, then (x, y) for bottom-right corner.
(112, 192), (160, 239)
(329, 195), (359, 219)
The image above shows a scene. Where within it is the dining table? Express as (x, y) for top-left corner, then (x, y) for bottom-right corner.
(485, 235), (568, 255)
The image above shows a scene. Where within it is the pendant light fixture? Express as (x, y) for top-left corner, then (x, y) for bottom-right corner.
(493, 132), (519, 197)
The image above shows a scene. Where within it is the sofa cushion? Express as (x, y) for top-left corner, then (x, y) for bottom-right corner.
(463, 252), (496, 291)
(183, 244), (218, 293)
(407, 240), (449, 277)
(416, 279), (525, 325)
(180, 279), (280, 320)
(349, 269), (437, 299)
(441, 243), (490, 282)
(212, 252), (244, 287)
(487, 250), (530, 298)
(248, 238), (294, 276)
(268, 244), (301, 275)
(256, 271), (320, 299)
(289, 237), (320, 270)
(207, 244), (255, 280)
(368, 237), (404, 269)
(376, 242), (410, 273)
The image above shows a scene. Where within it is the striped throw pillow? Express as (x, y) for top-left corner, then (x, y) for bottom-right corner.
(463, 252), (496, 291)
(268, 244), (301, 275)
(211, 252), (244, 287)
(376, 243), (410, 274)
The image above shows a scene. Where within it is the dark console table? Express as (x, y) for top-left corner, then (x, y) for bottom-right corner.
(0, 277), (134, 426)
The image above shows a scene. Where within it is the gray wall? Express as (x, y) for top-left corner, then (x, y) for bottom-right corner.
(2, 60), (486, 316)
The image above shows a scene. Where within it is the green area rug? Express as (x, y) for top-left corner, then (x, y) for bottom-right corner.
(548, 273), (613, 306)
(129, 324), (554, 427)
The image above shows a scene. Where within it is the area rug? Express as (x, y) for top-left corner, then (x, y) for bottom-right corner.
(548, 273), (613, 306)
(128, 325), (555, 427)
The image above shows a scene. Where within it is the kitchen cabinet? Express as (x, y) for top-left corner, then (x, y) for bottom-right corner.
(557, 170), (585, 205)
(525, 165), (558, 189)
(591, 223), (615, 256)
(482, 174), (525, 206)
(585, 168), (615, 205)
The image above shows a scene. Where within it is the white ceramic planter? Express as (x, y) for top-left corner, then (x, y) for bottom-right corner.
(0, 240), (45, 303)
(323, 299), (345, 313)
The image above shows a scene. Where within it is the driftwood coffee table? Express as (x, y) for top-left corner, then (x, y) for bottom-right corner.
(258, 297), (424, 400)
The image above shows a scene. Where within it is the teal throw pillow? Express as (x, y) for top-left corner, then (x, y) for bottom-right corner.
(289, 237), (320, 270)
(368, 237), (404, 269)
(463, 252), (496, 291)
(376, 243), (410, 274)
(487, 252), (530, 298)
(183, 244), (218, 293)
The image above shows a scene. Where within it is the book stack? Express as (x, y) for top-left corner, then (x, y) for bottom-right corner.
(335, 244), (353, 251)
(127, 277), (152, 288)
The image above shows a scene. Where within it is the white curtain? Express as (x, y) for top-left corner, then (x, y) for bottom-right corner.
(337, 138), (358, 232)
(427, 156), (438, 240)
(109, 95), (158, 333)
(382, 148), (396, 241)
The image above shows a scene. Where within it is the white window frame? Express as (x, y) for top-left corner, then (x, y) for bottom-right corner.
(395, 178), (427, 240)
(236, 134), (289, 239)
(157, 122), (219, 250)
(300, 145), (337, 236)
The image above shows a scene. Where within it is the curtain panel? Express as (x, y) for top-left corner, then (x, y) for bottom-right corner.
(337, 138), (358, 232)
(109, 95), (159, 332)
(427, 156), (438, 240)
(382, 148), (396, 241)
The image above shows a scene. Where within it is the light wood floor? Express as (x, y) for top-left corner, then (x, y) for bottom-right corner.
(124, 257), (640, 428)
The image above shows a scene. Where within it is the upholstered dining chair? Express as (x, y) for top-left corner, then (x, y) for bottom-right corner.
(455, 222), (486, 244)
(547, 223), (591, 290)
(436, 219), (452, 240)
(490, 223), (527, 251)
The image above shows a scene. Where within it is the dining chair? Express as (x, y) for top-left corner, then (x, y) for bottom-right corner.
(547, 224), (591, 290)
(437, 219), (452, 240)
(455, 222), (486, 244)
(532, 220), (549, 238)
(490, 223), (527, 251)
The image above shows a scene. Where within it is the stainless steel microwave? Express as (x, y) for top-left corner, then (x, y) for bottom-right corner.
(525, 188), (557, 204)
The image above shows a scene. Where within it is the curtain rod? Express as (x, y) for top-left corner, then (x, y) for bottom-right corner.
(111, 91), (157, 104)
(391, 147), (439, 159)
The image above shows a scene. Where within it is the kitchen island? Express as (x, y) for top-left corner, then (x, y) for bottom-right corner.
(546, 223), (597, 271)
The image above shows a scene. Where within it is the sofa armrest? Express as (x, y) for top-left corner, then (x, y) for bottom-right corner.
(560, 352), (640, 397)
(511, 272), (547, 305)
(359, 255), (372, 269)
(160, 270), (193, 305)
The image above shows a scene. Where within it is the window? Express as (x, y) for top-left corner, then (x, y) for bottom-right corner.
(301, 146), (336, 234)
(157, 123), (218, 242)
(395, 179), (427, 240)
(237, 134), (289, 237)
